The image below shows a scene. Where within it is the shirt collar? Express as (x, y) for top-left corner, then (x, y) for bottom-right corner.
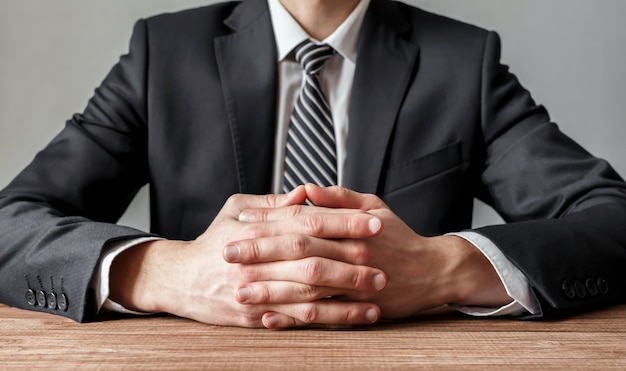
(267, 0), (370, 63)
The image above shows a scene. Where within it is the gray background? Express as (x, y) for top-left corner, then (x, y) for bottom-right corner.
(1, 0), (625, 232)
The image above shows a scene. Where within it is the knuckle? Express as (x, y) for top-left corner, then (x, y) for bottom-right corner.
(349, 241), (370, 265)
(335, 186), (350, 197)
(290, 235), (309, 257)
(227, 193), (245, 207)
(259, 285), (272, 302)
(303, 259), (323, 283)
(350, 268), (367, 290)
(345, 215), (362, 235)
(303, 214), (324, 235)
(362, 193), (385, 209)
(248, 240), (262, 261)
(343, 308), (358, 324)
(298, 284), (320, 301)
(262, 193), (280, 207)
(288, 205), (305, 218)
(299, 303), (318, 323)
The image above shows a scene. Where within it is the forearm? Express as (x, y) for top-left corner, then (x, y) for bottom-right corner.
(0, 196), (150, 322)
(477, 203), (626, 316)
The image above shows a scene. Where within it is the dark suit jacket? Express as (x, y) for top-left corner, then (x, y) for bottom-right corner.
(1, 0), (625, 322)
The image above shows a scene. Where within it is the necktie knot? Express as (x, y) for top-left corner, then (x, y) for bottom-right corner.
(294, 40), (335, 76)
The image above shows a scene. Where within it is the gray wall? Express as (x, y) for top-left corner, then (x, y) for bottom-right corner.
(1, 0), (625, 231)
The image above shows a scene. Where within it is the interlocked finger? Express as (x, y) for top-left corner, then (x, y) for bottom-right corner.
(235, 281), (345, 304)
(237, 257), (386, 292)
(262, 301), (380, 329)
(238, 211), (382, 240)
(223, 234), (371, 265)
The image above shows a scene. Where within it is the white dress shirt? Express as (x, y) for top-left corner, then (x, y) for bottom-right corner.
(95, 0), (539, 317)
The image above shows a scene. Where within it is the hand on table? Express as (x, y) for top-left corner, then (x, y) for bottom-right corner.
(233, 184), (511, 328)
(109, 186), (386, 328)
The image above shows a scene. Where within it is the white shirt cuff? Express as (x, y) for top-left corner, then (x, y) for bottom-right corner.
(446, 231), (539, 316)
(92, 236), (163, 315)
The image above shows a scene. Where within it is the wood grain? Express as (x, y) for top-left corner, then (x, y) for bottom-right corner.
(1, 304), (624, 369)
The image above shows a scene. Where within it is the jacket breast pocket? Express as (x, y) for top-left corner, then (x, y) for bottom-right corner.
(382, 141), (463, 195)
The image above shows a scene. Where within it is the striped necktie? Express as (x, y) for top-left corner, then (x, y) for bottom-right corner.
(283, 40), (337, 193)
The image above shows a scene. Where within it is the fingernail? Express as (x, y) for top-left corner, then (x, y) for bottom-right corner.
(224, 245), (240, 261)
(365, 308), (379, 323)
(238, 211), (253, 222)
(368, 218), (382, 233)
(373, 273), (386, 291)
(236, 287), (251, 303)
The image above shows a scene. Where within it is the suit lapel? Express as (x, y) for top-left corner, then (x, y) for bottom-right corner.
(343, 0), (420, 194)
(214, 0), (277, 194)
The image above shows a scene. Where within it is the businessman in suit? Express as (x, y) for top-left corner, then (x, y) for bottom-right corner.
(1, 0), (625, 328)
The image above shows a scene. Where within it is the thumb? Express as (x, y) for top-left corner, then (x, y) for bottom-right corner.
(304, 184), (385, 210)
(228, 186), (308, 213)
(279, 185), (308, 207)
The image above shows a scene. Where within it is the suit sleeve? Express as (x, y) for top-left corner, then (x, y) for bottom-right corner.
(474, 31), (626, 317)
(0, 20), (154, 322)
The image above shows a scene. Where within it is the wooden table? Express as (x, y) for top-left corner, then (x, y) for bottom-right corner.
(1, 303), (624, 369)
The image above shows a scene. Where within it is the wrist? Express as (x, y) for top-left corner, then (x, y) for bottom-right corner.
(433, 235), (511, 308)
(109, 239), (187, 314)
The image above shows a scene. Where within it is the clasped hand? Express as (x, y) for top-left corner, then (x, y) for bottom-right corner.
(111, 185), (505, 329)
(221, 184), (472, 328)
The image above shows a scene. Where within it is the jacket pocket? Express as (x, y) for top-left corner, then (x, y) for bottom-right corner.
(382, 141), (463, 194)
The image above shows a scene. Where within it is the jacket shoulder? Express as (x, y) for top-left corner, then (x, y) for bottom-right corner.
(392, 1), (490, 45)
(386, 1), (493, 63)
(142, 2), (240, 35)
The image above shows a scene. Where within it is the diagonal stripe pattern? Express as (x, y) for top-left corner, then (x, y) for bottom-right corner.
(283, 40), (337, 193)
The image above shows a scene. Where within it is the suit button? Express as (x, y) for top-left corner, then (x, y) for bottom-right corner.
(585, 279), (598, 296)
(25, 289), (37, 306)
(597, 278), (609, 294)
(36, 290), (47, 307)
(574, 281), (587, 298)
(57, 293), (68, 311)
(47, 292), (57, 310)
(562, 281), (576, 299)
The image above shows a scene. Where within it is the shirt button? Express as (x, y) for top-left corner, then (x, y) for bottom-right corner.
(36, 290), (47, 307)
(562, 281), (576, 299)
(25, 289), (37, 306)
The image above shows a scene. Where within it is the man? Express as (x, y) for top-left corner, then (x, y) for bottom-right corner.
(1, 0), (625, 329)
